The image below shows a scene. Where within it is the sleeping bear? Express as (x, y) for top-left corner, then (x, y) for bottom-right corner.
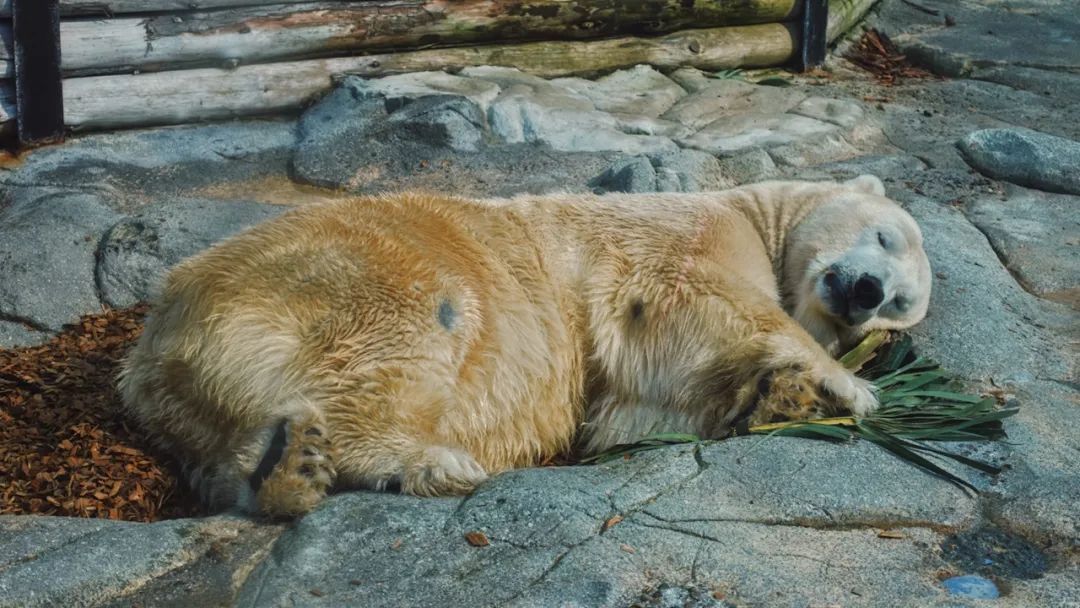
(120, 175), (932, 517)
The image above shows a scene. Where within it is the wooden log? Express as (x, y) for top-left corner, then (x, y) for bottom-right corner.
(0, 0), (370, 18)
(0, 0), (875, 133)
(0, 0), (800, 78)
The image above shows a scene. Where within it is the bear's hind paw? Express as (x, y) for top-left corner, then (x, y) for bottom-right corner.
(252, 415), (337, 518)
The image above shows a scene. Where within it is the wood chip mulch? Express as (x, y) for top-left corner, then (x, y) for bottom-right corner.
(844, 28), (936, 85)
(0, 305), (201, 522)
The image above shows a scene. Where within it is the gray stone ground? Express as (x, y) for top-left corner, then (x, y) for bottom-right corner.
(1, 0), (1078, 605)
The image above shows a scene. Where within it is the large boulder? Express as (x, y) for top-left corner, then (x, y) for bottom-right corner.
(957, 128), (1080, 195)
(291, 76), (618, 197)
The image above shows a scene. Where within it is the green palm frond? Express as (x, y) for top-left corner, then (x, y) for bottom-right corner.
(581, 331), (1018, 492)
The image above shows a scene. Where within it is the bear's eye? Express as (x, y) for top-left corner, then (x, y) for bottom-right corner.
(877, 231), (889, 249)
(894, 296), (909, 312)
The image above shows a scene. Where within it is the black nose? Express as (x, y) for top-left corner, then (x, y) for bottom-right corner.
(851, 275), (884, 310)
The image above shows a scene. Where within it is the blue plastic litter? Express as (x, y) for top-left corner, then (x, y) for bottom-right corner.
(942, 575), (1000, 599)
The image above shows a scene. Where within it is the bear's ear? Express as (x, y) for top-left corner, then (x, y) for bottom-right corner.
(843, 174), (886, 196)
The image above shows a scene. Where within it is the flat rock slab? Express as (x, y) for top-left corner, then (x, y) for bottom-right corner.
(671, 86), (871, 162)
(662, 80), (807, 132)
(0, 515), (281, 608)
(880, 0), (1080, 76)
(0, 121), (297, 210)
(236, 441), (979, 608)
(966, 187), (1079, 307)
(551, 65), (687, 117)
(958, 128), (1080, 195)
(901, 195), (1073, 384)
(0, 321), (51, 348)
(990, 379), (1080, 550)
(0, 191), (119, 332)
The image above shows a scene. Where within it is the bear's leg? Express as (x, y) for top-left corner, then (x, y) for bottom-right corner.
(250, 409), (337, 518)
(333, 434), (489, 498)
(399, 445), (489, 496)
(635, 286), (877, 435)
(324, 378), (489, 497)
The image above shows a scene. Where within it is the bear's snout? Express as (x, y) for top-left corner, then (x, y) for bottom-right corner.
(851, 275), (884, 310)
(823, 268), (885, 322)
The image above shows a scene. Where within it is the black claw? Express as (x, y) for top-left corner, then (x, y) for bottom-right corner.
(304, 427), (323, 437)
(249, 419), (289, 493)
(299, 464), (316, 477)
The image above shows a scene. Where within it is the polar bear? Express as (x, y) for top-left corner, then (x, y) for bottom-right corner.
(119, 175), (931, 517)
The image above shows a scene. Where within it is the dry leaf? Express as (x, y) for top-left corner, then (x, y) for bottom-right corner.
(0, 305), (201, 522)
(878, 530), (906, 539)
(602, 515), (623, 531)
(464, 531), (490, 547)
(620, 544), (636, 554)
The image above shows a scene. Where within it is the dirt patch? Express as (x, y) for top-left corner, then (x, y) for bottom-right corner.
(941, 525), (1050, 581)
(0, 305), (201, 522)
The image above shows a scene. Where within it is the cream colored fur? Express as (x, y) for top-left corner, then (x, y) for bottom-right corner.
(119, 176), (931, 517)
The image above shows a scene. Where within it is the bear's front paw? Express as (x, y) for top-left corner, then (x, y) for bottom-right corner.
(746, 366), (830, 426)
(744, 364), (878, 427)
(820, 368), (879, 417)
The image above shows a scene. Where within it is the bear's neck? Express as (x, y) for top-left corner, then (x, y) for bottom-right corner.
(727, 181), (829, 274)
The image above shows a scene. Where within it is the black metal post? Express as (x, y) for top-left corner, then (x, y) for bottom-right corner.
(796, 0), (829, 72)
(13, 0), (65, 145)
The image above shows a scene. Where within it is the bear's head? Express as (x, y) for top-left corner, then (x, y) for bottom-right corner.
(784, 175), (932, 353)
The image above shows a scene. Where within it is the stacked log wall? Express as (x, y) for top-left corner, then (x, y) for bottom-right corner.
(0, 0), (876, 133)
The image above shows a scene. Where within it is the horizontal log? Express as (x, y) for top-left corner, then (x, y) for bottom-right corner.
(0, 0), (800, 78)
(0, 0), (369, 17)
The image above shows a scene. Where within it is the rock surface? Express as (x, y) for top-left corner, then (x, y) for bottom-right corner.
(291, 76), (619, 196)
(591, 150), (731, 194)
(0, 192), (119, 331)
(966, 187), (1079, 307)
(0, 122), (297, 210)
(233, 443), (971, 608)
(1, 1), (1079, 605)
(878, 0), (1080, 77)
(96, 200), (286, 308)
(957, 128), (1080, 195)
(0, 515), (281, 608)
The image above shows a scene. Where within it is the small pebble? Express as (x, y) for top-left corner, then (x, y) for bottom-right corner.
(942, 575), (1000, 599)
